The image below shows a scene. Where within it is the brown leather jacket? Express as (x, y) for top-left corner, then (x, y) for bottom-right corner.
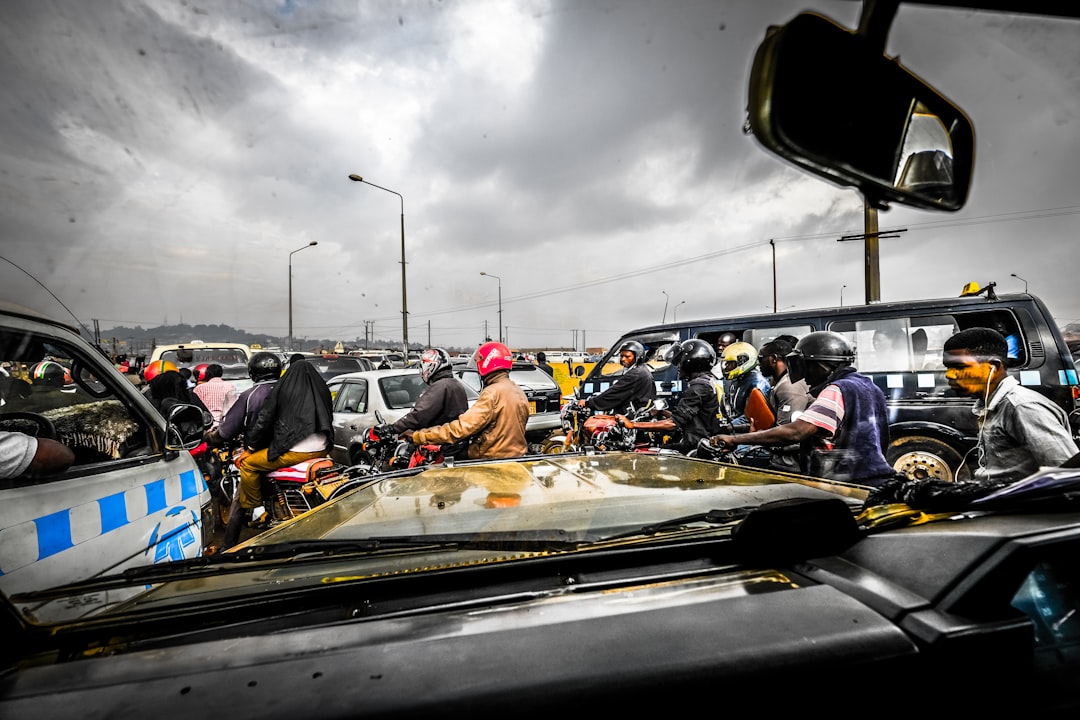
(412, 370), (529, 459)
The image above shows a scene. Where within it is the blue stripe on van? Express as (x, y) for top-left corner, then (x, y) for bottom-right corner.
(98, 492), (129, 534)
(179, 468), (203, 499)
(34, 510), (74, 559)
(145, 479), (168, 514)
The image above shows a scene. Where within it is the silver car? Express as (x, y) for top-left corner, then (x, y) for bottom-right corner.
(327, 369), (477, 466)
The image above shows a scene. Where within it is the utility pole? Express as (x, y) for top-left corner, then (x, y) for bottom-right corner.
(770, 239), (777, 313)
(837, 218), (907, 304)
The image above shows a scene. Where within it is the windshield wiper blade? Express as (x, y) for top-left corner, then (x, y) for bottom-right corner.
(218, 531), (600, 561)
(601, 507), (754, 542)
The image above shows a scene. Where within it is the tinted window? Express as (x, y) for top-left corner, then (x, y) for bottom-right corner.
(509, 367), (558, 391)
(1011, 558), (1080, 698)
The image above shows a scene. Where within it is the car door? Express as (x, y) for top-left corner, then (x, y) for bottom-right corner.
(328, 377), (373, 465)
(0, 312), (210, 603)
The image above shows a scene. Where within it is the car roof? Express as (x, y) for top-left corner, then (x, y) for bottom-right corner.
(327, 368), (421, 382)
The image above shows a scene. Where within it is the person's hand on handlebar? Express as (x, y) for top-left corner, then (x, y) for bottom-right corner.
(709, 434), (737, 451)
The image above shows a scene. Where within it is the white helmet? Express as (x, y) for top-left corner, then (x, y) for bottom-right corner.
(419, 347), (451, 384)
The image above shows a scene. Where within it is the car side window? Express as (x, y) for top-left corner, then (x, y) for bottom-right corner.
(1011, 557), (1080, 698)
(0, 329), (149, 481)
(333, 381), (367, 414)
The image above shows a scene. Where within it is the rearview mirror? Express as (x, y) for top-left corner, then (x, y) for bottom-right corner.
(747, 12), (974, 211)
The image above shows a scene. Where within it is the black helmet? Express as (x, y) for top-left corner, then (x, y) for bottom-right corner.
(248, 351), (282, 383)
(618, 340), (646, 365)
(669, 338), (715, 374)
(786, 331), (854, 383)
(31, 360), (69, 387)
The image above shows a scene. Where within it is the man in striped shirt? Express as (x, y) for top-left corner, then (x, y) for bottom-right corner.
(707, 331), (896, 487)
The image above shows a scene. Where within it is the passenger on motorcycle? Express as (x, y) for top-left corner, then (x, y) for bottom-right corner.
(411, 341), (529, 459)
(578, 340), (657, 415)
(616, 339), (721, 453)
(379, 348), (469, 440)
(719, 341), (771, 429)
(219, 355), (333, 549)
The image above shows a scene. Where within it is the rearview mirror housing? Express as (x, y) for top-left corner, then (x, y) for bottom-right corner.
(747, 12), (974, 211)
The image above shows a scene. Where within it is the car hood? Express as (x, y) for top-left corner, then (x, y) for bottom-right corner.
(12, 453), (868, 623)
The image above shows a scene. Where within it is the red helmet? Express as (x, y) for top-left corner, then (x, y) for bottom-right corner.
(143, 359), (177, 382)
(474, 341), (513, 377)
(192, 363), (211, 383)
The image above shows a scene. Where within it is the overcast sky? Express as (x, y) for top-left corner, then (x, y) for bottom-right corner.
(2, 0), (1077, 352)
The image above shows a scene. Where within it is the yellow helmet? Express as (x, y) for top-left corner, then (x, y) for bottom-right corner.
(721, 341), (758, 380)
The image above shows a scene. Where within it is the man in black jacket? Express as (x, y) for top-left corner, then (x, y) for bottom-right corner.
(387, 348), (469, 437)
(617, 339), (720, 453)
(579, 340), (656, 415)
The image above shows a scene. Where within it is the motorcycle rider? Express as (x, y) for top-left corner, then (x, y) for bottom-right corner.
(754, 335), (813, 471)
(207, 351), (284, 549)
(708, 331), (897, 487)
(719, 341), (771, 429)
(205, 352), (282, 449)
(379, 347), (469, 440)
(578, 340), (656, 415)
(411, 341), (529, 459)
(616, 338), (722, 453)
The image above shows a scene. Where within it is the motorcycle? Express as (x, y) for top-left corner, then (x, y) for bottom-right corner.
(358, 410), (466, 472)
(202, 439), (343, 533)
(541, 395), (669, 453)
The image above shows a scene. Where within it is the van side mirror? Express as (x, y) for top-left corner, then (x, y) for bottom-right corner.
(164, 403), (211, 454)
(574, 366), (585, 377)
(747, 12), (974, 211)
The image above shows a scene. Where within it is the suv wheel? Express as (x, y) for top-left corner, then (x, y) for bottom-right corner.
(887, 435), (964, 483)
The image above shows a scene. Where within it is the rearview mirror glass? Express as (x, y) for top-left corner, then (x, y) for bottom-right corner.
(747, 12), (974, 211)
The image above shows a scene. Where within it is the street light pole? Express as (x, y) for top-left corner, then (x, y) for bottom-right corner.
(480, 272), (503, 344)
(840, 284), (847, 307)
(348, 173), (408, 360)
(661, 290), (669, 323)
(1010, 273), (1029, 293)
(672, 300), (686, 322)
(288, 241), (318, 351)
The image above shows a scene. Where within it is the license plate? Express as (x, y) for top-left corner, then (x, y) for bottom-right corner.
(529, 401), (537, 415)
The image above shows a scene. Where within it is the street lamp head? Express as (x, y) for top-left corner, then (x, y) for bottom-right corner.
(348, 174), (363, 182)
(309, 241), (318, 247)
